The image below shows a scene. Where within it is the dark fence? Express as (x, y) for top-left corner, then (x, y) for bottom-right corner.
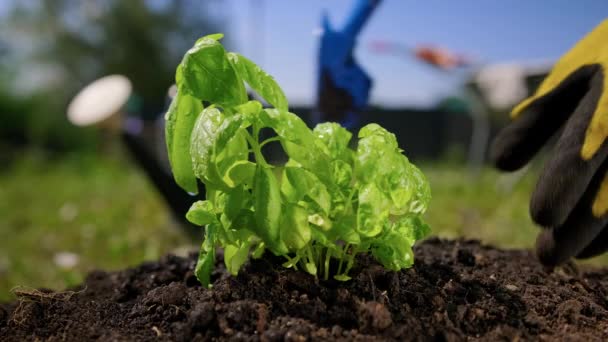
(289, 106), (476, 162)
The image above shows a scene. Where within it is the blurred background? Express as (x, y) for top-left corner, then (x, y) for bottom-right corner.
(1, 0), (608, 301)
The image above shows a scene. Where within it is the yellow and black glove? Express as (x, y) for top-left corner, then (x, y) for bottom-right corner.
(491, 19), (608, 266)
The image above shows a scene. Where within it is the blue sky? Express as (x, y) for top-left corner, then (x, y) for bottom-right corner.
(224, 0), (608, 107)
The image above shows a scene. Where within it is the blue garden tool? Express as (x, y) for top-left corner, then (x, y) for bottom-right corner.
(315, 0), (381, 129)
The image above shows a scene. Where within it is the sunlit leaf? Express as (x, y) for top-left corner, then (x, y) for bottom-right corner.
(228, 53), (288, 111)
(165, 90), (203, 193)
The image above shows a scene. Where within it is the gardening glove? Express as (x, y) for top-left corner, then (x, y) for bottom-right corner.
(491, 19), (608, 266)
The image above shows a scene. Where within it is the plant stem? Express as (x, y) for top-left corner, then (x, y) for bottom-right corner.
(259, 136), (281, 149)
(337, 243), (351, 276)
(343, 248), (356, 276)
(323, 248), (331, 280)
(283, 254), (300, 270)
(244, 125), (270, 168)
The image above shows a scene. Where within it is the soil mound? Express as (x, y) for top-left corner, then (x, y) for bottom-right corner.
(2, 238), (608, 341)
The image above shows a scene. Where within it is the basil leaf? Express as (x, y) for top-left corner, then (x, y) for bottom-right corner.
(165, 90), (202, 193)
(228, 52), (288, 111)
(409, 164), (432, 214)
(186, 200), (216, 226)
(233, 100), (263, 119)
(195, 223), (218, 288)
(259, 109), (312, 144)
(223, 160), (256, 188)
(371, 231), (415, 271)
(224, 243), (251, 276)
(280, 204), (311, 250)
(223, 185), (251, 221)
(195, 247), (215, 287)
(328, 216), (360, 245)
(331, 160), (352, 189)
(394, 214), (431, 241)
(229, 209), (256, 232)
(195, 33), (224, 44)
(181, 36), (247, 106)
(281, 167), (331, 215)
(214, 114), (252, 187)
(313, 122), (353, 162)
(357, 182), (390, 237)
(253, 165), (284, 253)
(190, 107), (223, 184)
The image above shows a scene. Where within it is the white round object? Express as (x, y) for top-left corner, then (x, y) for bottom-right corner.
(167, 84), (177, 100)
(67, 75), (132, 126)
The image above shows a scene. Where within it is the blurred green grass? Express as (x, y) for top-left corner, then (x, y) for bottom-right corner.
(423, 161), (608, 268)
(0, 151), (605, 301)
(0, 149), (192, 302)
(423, 163), (538, 249)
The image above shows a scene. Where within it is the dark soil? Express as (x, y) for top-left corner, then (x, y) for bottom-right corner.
(2, 238), (608, 341)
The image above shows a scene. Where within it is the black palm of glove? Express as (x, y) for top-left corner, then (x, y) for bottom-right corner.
(491, 20), (608, 266)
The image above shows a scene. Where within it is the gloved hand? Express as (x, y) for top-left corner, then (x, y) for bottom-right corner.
(491, 19), (608, 266)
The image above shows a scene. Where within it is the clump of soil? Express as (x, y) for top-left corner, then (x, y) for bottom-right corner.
(2, 238), (608, 341)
